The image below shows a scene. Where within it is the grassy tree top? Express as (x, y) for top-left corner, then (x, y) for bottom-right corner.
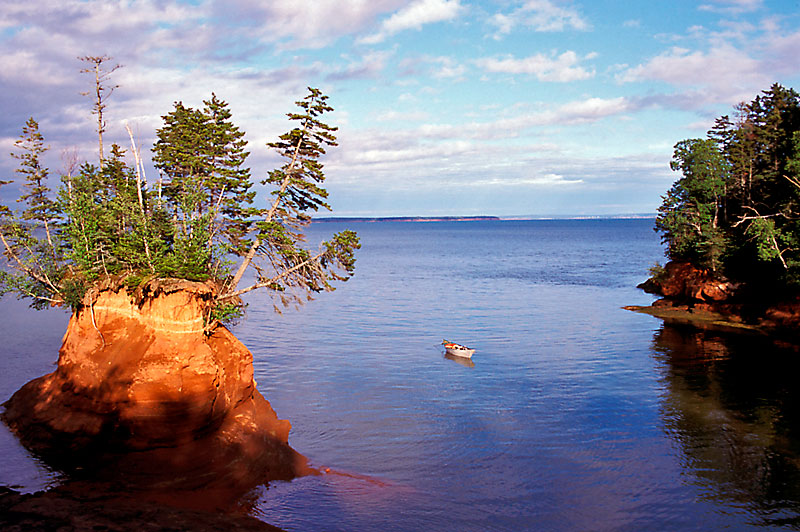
(0, 60), (359, 328)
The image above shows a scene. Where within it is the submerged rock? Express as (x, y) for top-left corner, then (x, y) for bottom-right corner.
(1, 279), (312, 502)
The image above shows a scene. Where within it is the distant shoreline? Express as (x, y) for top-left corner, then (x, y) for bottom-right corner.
(312, 214), (655, 223)
(312, 216), (501, 223)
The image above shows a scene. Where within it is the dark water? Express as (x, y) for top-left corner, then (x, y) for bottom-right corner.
(3, 219), (800, 531)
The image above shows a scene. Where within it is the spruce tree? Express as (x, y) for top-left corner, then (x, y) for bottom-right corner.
(0, 118), (64, 307)
(222, 88), (359, 308)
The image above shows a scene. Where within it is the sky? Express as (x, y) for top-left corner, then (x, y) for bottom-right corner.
(1, 0), (799, 217)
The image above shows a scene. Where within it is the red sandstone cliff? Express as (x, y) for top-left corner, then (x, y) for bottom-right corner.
(2, 279), (311, 507)
(638, 261), (739, 303)
(634, 261), (800, 335)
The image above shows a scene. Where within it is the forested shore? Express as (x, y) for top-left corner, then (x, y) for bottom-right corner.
(636, 83), (800, 338)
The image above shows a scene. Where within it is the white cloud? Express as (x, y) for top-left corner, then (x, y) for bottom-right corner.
(489, 0), (589, 39)
(763, 28), (800, 76)
(399, 55), (466, 79)
(408, 95), (632, 142)
(476, 51), (595, 82)
(560, 97), (630, 120)
(214, 0), (405, 49)
(698, 0), (763, 13)
(327, 50), (394, 81)
(360, 0), (464, 44)
(617, 45), (770, 105)
(471, 173), (583, 187)
(375, 110), (431, 122)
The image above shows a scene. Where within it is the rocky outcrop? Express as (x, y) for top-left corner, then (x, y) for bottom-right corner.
(638, 261), (739, 303)
(1, 279), (312, 505)
(633, 261), (800, 339)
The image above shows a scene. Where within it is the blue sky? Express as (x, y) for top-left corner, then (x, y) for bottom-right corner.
(1, 0), (799, 217)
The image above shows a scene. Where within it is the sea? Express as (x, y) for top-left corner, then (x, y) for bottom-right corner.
(2, 218), (800, 531)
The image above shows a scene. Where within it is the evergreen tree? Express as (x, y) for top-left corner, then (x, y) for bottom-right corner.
(222, 88), (359, 308)
(202, 93), (255, 255)
(1, 118), (64, 307)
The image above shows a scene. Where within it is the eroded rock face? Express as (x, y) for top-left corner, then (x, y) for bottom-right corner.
(639, 261), (739, 303)
(2, 280), (310, 501)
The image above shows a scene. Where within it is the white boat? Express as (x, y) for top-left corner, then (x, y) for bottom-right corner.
(442, 340), (475, 359)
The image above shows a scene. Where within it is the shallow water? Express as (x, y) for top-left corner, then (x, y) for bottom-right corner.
(3, 219), (800, 530)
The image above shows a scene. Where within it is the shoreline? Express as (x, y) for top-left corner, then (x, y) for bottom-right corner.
(628, 260), (800, 345)
(623, 304), (768, 336)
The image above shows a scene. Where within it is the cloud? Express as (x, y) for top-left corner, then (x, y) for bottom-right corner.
(470, 173), (584, 187)
(698, 0), (763, 13)
(326, 50), (393, 81)
(617, 45), (770, 106)
(476, 50), (595, 82)
(375, 110), (431, 122)
(360, 0), (464, 44)
(488, 0), (589, 39)
(762, 28), (800, 77)
(364, 96), (633, 146)
(398, 55), (466, 79)
(211, 0), (406, 50)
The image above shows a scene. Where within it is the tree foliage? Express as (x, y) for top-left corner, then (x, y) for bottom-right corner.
(223, 88), (358, 308)
(0, 60), (359, 326)
(656, 83), (800, 292)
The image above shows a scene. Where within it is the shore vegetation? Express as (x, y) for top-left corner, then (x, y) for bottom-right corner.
(655, 83), (800, 296)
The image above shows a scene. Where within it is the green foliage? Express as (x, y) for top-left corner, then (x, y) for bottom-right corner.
(207, 301), (245, 327)
(153, 94), (256, 258)
(221, 88), (360, 307)
(656, 83), (800, 291)
(648, 262), (666, 282)
(656, 138), (729, 271)
(1, 80), (358, 321)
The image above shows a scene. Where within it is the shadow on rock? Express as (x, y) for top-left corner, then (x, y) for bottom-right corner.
(1, 280), (317, 519)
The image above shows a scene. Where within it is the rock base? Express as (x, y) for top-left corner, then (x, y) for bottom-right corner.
(1, 280), (312, 505)
(633, 261), (800, 340)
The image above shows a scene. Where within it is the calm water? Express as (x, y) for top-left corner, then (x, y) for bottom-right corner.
(3, 219), (800, 531)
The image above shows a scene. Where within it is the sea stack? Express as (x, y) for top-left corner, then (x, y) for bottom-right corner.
(2, 279), (309, 495)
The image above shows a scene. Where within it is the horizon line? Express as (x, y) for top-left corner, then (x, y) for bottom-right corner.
(312, 213), (656, 221)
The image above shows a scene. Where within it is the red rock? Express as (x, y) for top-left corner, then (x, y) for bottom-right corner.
(2, 279), (311, 501)
(648, 261), (739, 303)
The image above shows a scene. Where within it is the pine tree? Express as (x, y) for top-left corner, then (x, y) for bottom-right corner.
(201, 93), (255, 255)
(0, 119), (64, 307)
(222, 88), (359, 307)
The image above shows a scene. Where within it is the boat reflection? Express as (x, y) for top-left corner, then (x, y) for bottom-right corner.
(444, 353), (475, 368)
(651, 324), (800, 526)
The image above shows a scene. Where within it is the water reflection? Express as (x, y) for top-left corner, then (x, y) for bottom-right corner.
(652, 324), (800, 527)
(444, 353), (476, 368)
